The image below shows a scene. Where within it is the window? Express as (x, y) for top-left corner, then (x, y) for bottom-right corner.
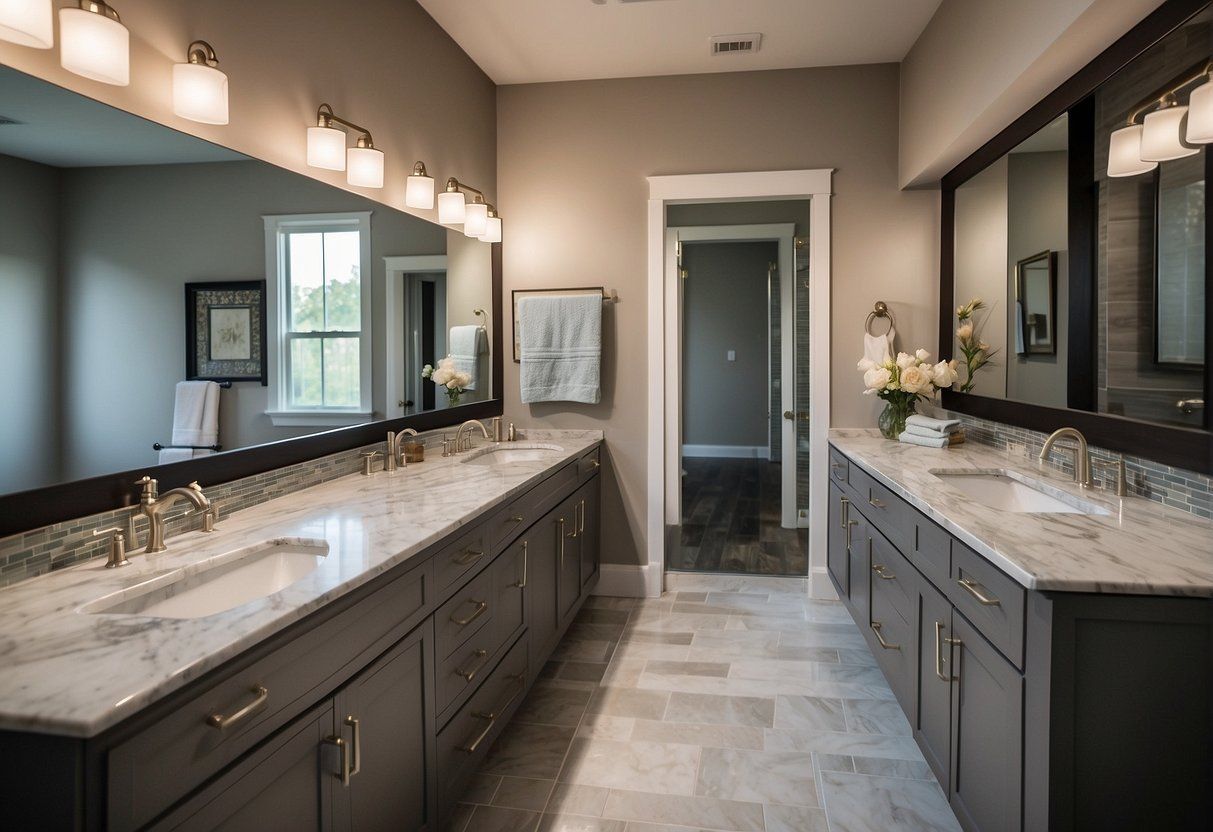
(263, 212), (372, 426)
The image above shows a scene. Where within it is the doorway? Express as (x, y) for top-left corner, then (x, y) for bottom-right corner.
(384, 255), (447, 419)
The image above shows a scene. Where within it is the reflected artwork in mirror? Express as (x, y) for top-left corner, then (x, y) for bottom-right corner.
(0, 64), (498, 504)
(1016, 251), (1057, 357)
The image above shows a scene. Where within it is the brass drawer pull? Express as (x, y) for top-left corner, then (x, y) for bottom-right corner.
(344, 715), (361, 778)
(578, 499), (586, 535)
(508, 514), (525, 524)
(870, 622), (900, 651)
(460, 671), (527, 754)
(868, 496), (886, 509)
(206, 684), (268, 730)
(839, 496), (850, 529)
(456, 649), (490, 681)
(957, 577), (1001, 606)
(451, 599), (488, 626)
(590, 458), (600, 469)
(511, 542), (528, 589)
(325, 735), (350, 787)
(453, 547), (485, 566)
(933, 621), (950, 681)
(559, 518), (566, 566)
(871, 564), (896, 580)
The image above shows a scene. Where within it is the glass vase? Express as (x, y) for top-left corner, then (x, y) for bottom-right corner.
(878, 397), (916, 440)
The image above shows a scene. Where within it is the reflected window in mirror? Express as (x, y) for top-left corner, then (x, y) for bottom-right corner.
(1155, 154), (1206, 368)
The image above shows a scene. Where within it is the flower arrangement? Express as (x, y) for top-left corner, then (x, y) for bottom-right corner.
(955, 298), (998, 394)
(422, 356), (472, 405)
(858, 349), (959, 439)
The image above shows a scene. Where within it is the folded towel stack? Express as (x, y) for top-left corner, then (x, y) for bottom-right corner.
(898, 414), (965, 449)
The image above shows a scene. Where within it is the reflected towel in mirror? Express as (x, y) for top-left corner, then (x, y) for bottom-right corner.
(449, 325), (487, 390)
(159, 381), (220, 463)
(518, 294), (601, 404)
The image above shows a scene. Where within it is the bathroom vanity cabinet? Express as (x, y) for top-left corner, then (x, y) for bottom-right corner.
(1, 445), (602, 832)
(828, 444), (1212, 832)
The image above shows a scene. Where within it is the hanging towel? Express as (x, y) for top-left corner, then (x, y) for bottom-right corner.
(905, 414), (961, 434)
(518, 294), (602, 404)
(159, 381), (220, 463)
(449, 325), (487, 391)
(898, 430), (950, 449)
(864, 329), (895, 366)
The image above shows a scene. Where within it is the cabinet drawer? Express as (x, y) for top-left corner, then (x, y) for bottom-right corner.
(912, 515), (951, 589)
(434, 523), (492, 594)
(850, 465), (915, 557)
(829, 446), (849, 486)
(869, 527), (914, 623)
(107, 560), (431, 832)
(577, 446), (601, 479)
(868, 576), (915, 712)
(948, 542), (1025, 669)
(437, 633), (530, 814)
(436, 567), (495, 660)
(489, 461), (579, 553)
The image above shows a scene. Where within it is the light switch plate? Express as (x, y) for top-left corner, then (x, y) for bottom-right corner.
(727, 350), (736, 362)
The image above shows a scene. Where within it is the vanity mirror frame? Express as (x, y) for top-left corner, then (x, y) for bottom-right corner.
(0, 242), (503, 539)
(939, 0), (1213, 474)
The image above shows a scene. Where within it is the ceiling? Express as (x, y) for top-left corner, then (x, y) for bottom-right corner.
(419, 0), (944, 85)
(0, 66), (245, 168)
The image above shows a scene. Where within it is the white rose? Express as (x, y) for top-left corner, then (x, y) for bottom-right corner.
(915, 348), (930, 363)
(895, 352), (917, 370)
(857, 357), (875, 372)
(932, 359), (958, 388)
(957, 323), (974, 344)
(432, 368), (452, 384)
(900, 364), (932, 395)
(438, 356), (456, 371)
(446, 379), (459, 389)
(863, 366), (892, 394)
(455, 372), (471, 387)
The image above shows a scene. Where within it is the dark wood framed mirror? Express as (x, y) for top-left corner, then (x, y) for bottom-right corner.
(940, 0), (1213, 474)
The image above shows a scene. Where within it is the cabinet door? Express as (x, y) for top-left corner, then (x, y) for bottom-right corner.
(949, 614), (1023, 832)
(847, 512), (871, 625)
(152, 705), (335, 832)
(332, 624), (433, 832)
(826, 483), (852, 596)
(579, 477), (601, 592)
(915, 581), (952, 789)
(557, 496), (582, 626)
(526, 511), (561, 680)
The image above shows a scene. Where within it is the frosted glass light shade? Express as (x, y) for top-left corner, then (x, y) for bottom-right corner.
(307, 126), (346, 170)
(463, 201), (488, 237)
(404, 171), (435, 209)
(0, 0), (53, 48)
(59, 6), (129, 85)
(347, 146), (384, 188)
(172, 62), (229, 125)
(438, 191), (466, 224)
(478, 216), (502, 244)
(1106, 125), (1157, 177)
(1186, 77), (1213, 144)
(1141, 106), (1197, 161)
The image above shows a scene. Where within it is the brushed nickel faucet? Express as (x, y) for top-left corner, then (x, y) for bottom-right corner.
(1039, 427), (1092, 488)
(454, 419), (491, 453)
(386, 428), (419, 471)
(134, 476), (214, 553)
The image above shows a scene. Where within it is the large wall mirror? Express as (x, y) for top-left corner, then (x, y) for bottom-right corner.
(942, 0), (1213, 472)
(0, 66), (501, 532)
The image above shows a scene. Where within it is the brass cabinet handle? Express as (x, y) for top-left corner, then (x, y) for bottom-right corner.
(206, 684), (268, 730)
(509, 514), (524, 524)
(590, 458), (600, 469)
(451, 599), (488, 626)
(453, 547), (485, 566)
(840, 497), (859, 548)
(578, 499), (586, 535)
(456, 649), (490, 681)
(559, 518), (566, 567)
(839, 497), (850, 529)
(957, 577), (1000, 606)
(344, 715), (361, 778)
(460, 672), (527, 754)
(870, 621), (900, 651)
(325, 735), (350, 787)
(868, 496), (886, 509)
(934, 621), (950, 681)
(871, 564), (896, 580)
(511, 541), (528, 589)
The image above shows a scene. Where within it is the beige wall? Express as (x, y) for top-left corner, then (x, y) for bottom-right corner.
(900, 0), (1164, 187)
(953, 157), (1009, 397)
(0, 0), (496, 220)
(498, 64), (940, 566)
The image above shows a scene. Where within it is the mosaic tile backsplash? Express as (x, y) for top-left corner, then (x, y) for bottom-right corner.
(927, 406), (1213, 520)
(0, 428), (454, 589)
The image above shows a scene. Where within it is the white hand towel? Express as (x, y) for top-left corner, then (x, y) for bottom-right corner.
(449, 325), (487, 391)
(864, 329), (895, 366)
(905, 414), (961, 434)
(160, 381), (220, 463)
(906, 424), (958, 440)
(898, 430), (950, 448)
(518, 294), (602, 404)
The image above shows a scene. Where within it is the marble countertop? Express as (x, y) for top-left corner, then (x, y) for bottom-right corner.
(0, 430), (602, 738)
(829, 429), (1213, 597)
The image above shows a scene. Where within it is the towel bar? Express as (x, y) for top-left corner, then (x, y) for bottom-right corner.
(153, 442), (222, 452)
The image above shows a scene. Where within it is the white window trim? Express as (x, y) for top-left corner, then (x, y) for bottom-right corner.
(263, 211), (374, 427)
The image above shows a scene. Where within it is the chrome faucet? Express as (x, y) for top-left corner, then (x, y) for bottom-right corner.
(135, 476), (214, 553)
(454, 419), (491, 453)
(1039, 428), (1092, 489)
(385, 428), (419, 471)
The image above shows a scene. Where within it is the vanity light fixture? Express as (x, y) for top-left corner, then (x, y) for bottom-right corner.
(438, 177), (495, 233)
(0, 0), (53, 48)
(306, 104), (384, 187)
(172, 40), (228, 125)
(1106, 124), (1156, 177)
(1140, 96), (1197, 162)
(463, 195), (489, 238)
(437, 177), (467, 224)
(1107, 60), (1212, 177)
(404, 161), (435, 209)
(478, 205), (502, 243)
(59, 0), (129, 86)
(1186, 73), (1213, 144)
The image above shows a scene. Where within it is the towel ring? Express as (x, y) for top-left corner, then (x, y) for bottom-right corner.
(865, 301), (895, 336)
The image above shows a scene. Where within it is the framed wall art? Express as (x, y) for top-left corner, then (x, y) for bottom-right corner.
(185, 280), (267, 385)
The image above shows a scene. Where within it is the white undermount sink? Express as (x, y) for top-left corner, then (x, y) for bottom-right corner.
(930, 469), (1111, 515)
(460, 443), (564, 467)
(79, 539), (329, 619)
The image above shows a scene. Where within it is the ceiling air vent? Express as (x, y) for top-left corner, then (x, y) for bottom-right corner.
(710, 33), (762, 56)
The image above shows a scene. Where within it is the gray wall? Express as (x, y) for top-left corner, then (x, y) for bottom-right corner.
(953, 156), (1009, 396)
(0, 154), (60, 492)
(681, 241), (775, 449)
(1006, 151), (1069, 407)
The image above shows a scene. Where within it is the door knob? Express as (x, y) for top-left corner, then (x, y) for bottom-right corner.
(783, 411), (810, 422)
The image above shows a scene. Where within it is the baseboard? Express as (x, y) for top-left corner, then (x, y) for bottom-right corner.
(593, 563), (653, 597)
(681, 444), (769, 459)
(809, 566), (838, 600)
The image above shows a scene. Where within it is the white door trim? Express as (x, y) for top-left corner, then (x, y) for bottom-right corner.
(384, 255), (447, 420)
(646, 169), (835, 600)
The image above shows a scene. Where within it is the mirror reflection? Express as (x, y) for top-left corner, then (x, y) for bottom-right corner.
(0, 66), (493, 497)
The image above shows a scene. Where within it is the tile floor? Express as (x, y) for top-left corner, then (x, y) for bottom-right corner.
(448, 573), (961, 832)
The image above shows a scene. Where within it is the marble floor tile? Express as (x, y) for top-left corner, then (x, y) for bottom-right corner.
(629, 718), (765, 750)
(560, 737), (701, 794)
(621, 824), (709, 832)
(587, 687), (670, 720)
(462, 774), (502, 805)
(663, 692), (775, 727)
(559, 661), (611, 684)
(610, 642), (692, 662)
(482, 722), (576, 779)
(843, 697), (912, 736)
(765, 728), (923, 760)
(773, 695), (848, 732)
(695, 747), (820, 807)
(493, 776), (555, 811)
(621, 630), (695, 646)
(514, 682), (594, 727)
(852, 755), (934, 779)
(820, 770), (961, 832)
(643, 660), (731, 678)
(601, 659), (647, 688)
(763, 803), (830, 832)
(447, 802), (475, 832)
(600, 790), (765, 832)
(537, 815), (628, 832)
(461, 804), (542, 832)
(626, 613), (729, 632)
(577, 714), (637, 741)
(546, 783), (611, 817)
(553, 638), (618, 663)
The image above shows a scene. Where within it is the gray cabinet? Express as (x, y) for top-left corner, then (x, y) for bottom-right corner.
(846, 510), (871, 626)
(826, 482), (851, 595)
(557, 494), (582, 626)
(526, 506), (561, 680)
(579, 477), (601, 592)
(915, 580), (952, 790)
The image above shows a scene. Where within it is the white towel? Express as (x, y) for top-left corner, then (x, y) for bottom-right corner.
(160, 381), (220, 463)
(1014, 301), (1026, 355)
(518, 295), (601, 404)
(449, 325), (487, 391)
(898, 430), (950, 448)
(864, 329), (895, 366)
(905, 414), (961, 434)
